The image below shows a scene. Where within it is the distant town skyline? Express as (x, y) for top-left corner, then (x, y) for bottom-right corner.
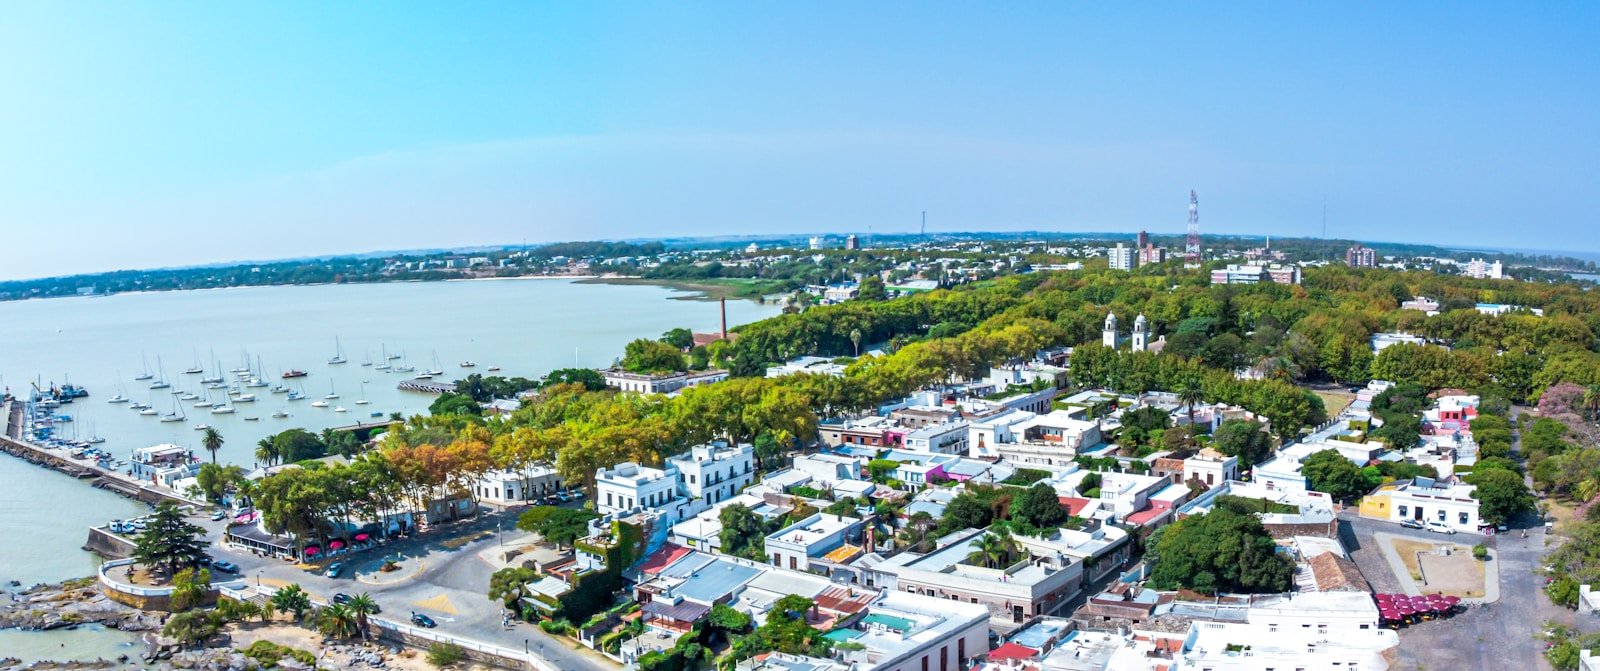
(2, 3), (1595, 280)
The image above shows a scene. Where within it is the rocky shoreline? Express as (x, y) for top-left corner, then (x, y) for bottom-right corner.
(1, 579), (162, 633)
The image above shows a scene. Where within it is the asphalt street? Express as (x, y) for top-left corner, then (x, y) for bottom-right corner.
(198, 506), (617, 671)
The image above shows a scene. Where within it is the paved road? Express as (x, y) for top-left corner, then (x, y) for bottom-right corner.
(200, 506), (617, 671)
(1338, 404), (1577, 670)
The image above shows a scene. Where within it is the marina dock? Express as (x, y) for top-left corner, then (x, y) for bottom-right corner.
(1, 399), (191, 507)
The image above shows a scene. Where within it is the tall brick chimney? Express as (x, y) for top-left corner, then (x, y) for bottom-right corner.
(720, 297), (728, 340)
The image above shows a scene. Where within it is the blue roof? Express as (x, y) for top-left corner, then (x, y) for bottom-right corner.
(674, 558), (763, 604)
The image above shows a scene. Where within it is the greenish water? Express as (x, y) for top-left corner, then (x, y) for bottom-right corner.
(0, 624), (141, 663)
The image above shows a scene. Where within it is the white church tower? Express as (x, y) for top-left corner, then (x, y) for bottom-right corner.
(1132, 314), (1150, 352)
(1103, 312), (1119, 349)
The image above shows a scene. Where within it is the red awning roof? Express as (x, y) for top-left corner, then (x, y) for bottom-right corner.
(988, 643), (1040, 661)
(1057, 497), (1093, 516)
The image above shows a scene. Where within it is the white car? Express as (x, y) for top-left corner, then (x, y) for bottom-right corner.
(1426, 521), (1456, 535)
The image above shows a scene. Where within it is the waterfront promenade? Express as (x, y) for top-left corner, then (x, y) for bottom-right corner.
(0, 399), (194, 506)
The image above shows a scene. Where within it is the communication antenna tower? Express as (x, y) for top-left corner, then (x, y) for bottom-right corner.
(1184, 190), (1201, 262)
(920, 210), (926, 236)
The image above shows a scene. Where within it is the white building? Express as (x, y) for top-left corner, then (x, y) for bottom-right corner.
(1464, 258), (1504, 279)
(1131, 314), (1150, 352)
(1370, 332), (1427, 354)
(765, 513), (863, 572)
(595, 462), (692, 520)
(1102, 312), (1120, 348)
(991, 411), (1105, 466)
(668, 442), (754, 508)
(1362, 477), (1481, 533)
(474, 467), (563, 505)
(1171, 592), (1398, 670)
(1108, 243), (1137, 271)
(792, 454), (863, 487)
(903, 421), (970, 455)
(600, 368), (729, 394)
(1184, 448), (1240, 489)
(131, 444), (199, 488)
(876, 527), (1083, 629)
(839, 591), (991, 671)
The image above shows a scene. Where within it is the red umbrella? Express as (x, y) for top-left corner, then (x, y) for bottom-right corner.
(303, 546), (320, 556)
(354, 533), (370, 541)
(1443, 596), (1462, 606)
(329, 540), (345, 550)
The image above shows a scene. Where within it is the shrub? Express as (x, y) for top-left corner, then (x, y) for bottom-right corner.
(427, 642), (467, 668)
(1472, 544), (1488, 560)
(243, 640), (316, 667)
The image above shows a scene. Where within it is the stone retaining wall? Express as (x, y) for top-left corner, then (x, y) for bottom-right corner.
(83, 526), (137, 559)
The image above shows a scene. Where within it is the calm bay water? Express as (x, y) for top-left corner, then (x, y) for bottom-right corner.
(0, 278), (779, 587)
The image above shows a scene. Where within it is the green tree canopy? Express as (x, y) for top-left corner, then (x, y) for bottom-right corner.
(622, 338), (688, 374)
(517, 506), (599, 547)
(1211, 419), (1273, 469)
(1147, 507), (1294, 595)
(133, 501), (210, 576)
(1301, 449), (1379, 500)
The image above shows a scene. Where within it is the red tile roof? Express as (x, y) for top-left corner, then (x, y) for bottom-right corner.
(636, 543), (693, 577)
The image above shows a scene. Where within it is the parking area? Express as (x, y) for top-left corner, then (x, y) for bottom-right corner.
(1341, 512), (1576, 670)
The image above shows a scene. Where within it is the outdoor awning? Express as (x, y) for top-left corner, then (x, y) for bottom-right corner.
(642, 599), (712, 623)
(987, 643), (1040, 661)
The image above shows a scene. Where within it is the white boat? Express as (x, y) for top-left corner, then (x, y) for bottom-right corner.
(324, 381), (339, 400)
(328, 337), (348, 365)
(287, 390), (306, 401)
(107, 394), (129, 404)
(311, 400), (329, 408)
(355, 382), (369, 405)
(235, 394), (257, 403)
(459, 361), (476, 368)
(413, 373), (434, 380)
(395, 353), (415, 373)
(334, 406), (348, 413)
(179, 392), (199, 401)
(426, 351), (445, 377)
(210, 405), (235, 414)
(487, 366), (500, 372)
(184, 348), (204, 375)
(271, 410), (289, 419)
(193, 424), (210, 431)
(149, 356), (170, 389)
(160, 399), (185, 422)
(134, 354), (154, 381)
(270, 384), (289, 394)
(362, 351), (373, 367)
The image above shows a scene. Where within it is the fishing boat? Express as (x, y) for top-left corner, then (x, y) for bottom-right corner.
(328, 337), (348, 365)
(282, 369), (308, 379)
(134, 354), (155, 381)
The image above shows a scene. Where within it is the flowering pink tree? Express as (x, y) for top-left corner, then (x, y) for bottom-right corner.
(1539, 383), (1586, 417)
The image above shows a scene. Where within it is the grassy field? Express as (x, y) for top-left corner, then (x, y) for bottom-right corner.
(576, 276), (786, 302)
(1311, 388), (1357, 416)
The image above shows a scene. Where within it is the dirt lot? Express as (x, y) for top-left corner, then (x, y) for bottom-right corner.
(1390, 538), (1486, 598)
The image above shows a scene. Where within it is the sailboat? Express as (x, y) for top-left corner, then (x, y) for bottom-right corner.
(107, 377), (130, 404)
(395, 352), (415, 374)
(183, 348), (204, 375)
(328, 337), (348, 365)
(194, 391), (215, 408)
(324, 381), (340, 400)
(425, 351), (444, 377)
(134, 354), (154, 381)
(287, 383), (306, 401)
(355, 382), (369, 405)
(375, 345), (392, 371)
(149, 357), (170, 390)
(210, 399), (235, 414)
(362, 350), (373, 367)
(200, 350), (224, 384)
(86, 423), (105, 444)
(160, 397), (186, 422)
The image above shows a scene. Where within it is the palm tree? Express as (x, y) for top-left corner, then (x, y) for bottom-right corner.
(1177, 375), (1206, 447)
(1584, 385), (1600, 422)
(850, 328), (863, 357)
(967, 531), (1014, 569)
(317, 603), (361, 639)
(255, 438), (279, 467)
(344, 593), (379, 640)
(270, 584), (311, 622)
(201, 427), (224, 464)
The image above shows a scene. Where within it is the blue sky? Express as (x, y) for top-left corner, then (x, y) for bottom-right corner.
(1, 2), (1596, 280)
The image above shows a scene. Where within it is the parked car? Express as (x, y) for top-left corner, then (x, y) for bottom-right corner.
(556, 491), (572, 503)
(410, 612), (437, 628)
(326, 562), (345, 578)
(1400, 519), (1424, 530)
(332, 593), (352, 605)
(568, 489), (585, 499)
(1425, 521), (1456, 535)
(210, 511), (227, 521)
(210, 560), (239, 574)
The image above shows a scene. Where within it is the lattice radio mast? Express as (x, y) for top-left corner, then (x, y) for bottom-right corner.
(1184, 190), (1202, 262)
